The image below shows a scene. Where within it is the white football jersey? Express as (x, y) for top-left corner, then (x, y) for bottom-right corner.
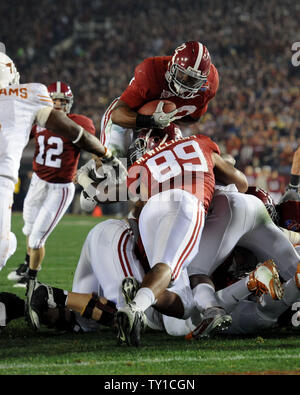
(0, 83), (53, 183)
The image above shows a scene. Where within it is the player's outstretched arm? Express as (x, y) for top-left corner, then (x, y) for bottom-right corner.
(45, 109), (107, 157)
(212, 152), (248, 193)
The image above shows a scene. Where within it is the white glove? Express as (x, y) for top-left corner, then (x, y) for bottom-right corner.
(152, 101), (178, 128)
(101, 154), (128, 185)
(76, 159), (97, 189)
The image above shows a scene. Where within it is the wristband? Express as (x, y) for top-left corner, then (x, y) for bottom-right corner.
(102, 147), (112, 160)
(72, 127), (84, 144)
(136, 113), (156, 128)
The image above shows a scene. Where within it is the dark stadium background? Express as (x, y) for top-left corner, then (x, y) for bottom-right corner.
(2, 0), (300, 211)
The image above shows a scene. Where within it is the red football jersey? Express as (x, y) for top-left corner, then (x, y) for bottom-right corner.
(120, 56), (219, 119)
(32, 113), (96, 183)
(127, 134), (220, 212)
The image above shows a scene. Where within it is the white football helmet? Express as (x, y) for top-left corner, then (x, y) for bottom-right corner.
(0, 53), (20, 88)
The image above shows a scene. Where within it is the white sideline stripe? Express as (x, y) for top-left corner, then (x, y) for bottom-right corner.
(0, 353), (299, 370)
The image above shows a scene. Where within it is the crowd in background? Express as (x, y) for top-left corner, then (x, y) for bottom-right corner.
(2, 0), (300, 207)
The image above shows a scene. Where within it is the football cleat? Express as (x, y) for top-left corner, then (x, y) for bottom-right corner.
(247, 259), (284, 300)
(185, 307), (232, 340)
(121, 277), (140, 305)
(295, 262), (300, 289)
(26, 283), (56, 331)
(7, 262), (28, 281)
(25, 278), (40, 330)
(116, 302), (147, 347)
(13, 273), (29, 288)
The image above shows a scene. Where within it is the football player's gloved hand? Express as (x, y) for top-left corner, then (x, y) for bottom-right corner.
(100, 150), (128, 185)
(75, 159), (97, 188)
(152, 101), (178, 129)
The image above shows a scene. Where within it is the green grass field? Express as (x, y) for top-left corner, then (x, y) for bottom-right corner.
(0, 212), (300, 376)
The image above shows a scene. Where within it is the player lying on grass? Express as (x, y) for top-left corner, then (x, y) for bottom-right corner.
(0, 216), (283, 336)
(2, 164), (299, 336)
(2, 190), (300, 336)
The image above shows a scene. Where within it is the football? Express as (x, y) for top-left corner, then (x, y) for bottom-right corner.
(137, 99), (176, 115)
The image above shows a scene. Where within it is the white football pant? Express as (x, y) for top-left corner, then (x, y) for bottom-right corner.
(139, 189), (205, 285)
(0, 176), (17, 270)
(72, 218), (195, 332)
(189, 185), (300, 280)
(22, 172), (75, 249)
(100, 98), (133, 158)
(189, 185), (300, 321)
(215, 276), (300, 334)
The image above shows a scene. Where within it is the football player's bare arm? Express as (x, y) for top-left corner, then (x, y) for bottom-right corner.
(212, 153), (248, 193)
(288, 147), (300, 190)
(111, 99), (138, 128)
(291, 147), (300, 175)
(45, 109), (107, 158)
(153, 290), (185, 318)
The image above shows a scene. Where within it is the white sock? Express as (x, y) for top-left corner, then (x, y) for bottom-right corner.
(193, 283), (218, 312)
(133, 287), (156, 312)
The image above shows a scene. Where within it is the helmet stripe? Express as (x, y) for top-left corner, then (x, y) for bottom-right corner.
(57, 81), (61, 93)
(194, 42), (203, 70)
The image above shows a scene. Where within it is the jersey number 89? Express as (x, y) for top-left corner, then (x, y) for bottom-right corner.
(146, 140), (208, 183)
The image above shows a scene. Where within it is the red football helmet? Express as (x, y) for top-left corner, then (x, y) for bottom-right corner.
(277, 200), (300, 232)
(47, 81), (73, 113)
(246, 186), (279, 224)
(166, 41), (211, 99)
(128, 123), (182, 165)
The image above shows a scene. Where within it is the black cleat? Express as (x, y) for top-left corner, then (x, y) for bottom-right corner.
(13, 273), (30, 288)
(116, 302), (147, 347)
(121, 277), (140, 304)
(7, 262), (29, 281)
